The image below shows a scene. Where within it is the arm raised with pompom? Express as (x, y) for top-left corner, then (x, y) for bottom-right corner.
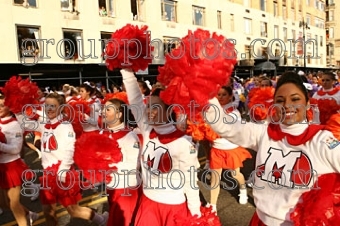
(121, 68), (150, 133)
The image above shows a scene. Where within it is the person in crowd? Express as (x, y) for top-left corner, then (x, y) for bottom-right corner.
(62, 84), (79, 103)
(205, 71), (340, 225)
(0, 94), (39, 225)
(17, 93), (108, 226)
(102, 97), (141, 226)
(121, 68), (202, 226)
(207, 86), (252, 212)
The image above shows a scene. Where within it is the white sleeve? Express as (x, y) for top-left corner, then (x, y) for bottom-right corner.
(179, 138), (201, 217)
(84, 100), (101, 126)
(15, 113), (44, 133)
(205, 97), (266, 151)
(121, 69), (150, 133)
(0, 123), (23, 155)
(57, 124), (76, 179)
(315, 131), (340, 173)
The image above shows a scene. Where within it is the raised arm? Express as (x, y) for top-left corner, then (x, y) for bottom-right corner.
(205, 97), (266, 151)
(121, 69), (150, 133)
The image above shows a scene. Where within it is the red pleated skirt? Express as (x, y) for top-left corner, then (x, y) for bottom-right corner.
(0, 158), (32, 189)
(210, 146), (252, 170)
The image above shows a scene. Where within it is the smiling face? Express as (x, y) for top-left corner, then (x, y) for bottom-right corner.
(274, 83), (308, 125)
(145, 96), (170, 126)
(103, 101), (122, 127)
(45, 97), (61, 120)
(217, 87), (232, 106)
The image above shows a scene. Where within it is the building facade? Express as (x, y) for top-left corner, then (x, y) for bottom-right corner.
(0, 0), (327, 77)
(325, 0), (340, 68)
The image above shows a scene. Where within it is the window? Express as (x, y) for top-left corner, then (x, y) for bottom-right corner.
(329, 0), (334, 5)
(320, 35), (323, 46)
(283, 27), (287, 42)
(161, 0), (177, 22)
(329, 27), (334, 38)
(273, 2), (278, 17)
(291, 0), (295, 8)
(282, 6), (287, 20)
(16, 26), (40, 60)
(243, 0), (250, 7)
(217, 11), (222, 29)
(61, 0), (78, 13)
(14, 0), (37, 7)
(244, 18), (252, 35)
(274, 25), (279, 39)
(244, 45), (253, 59)
(260, 0), (266, 11)
(98, 0), (116, 17)
(292, 29), (296, 39)
(100, 32), (111, 61)
(62, 30), (83, 60)
(230, 14), (234, 31)
(306, 14), (311, 24)
(163, 37), (179, 56)
(192, 6), (205, 26)
(261, 47), (268, 59)
(306, 0), (310, 5)
(131, 0), (145, 21)
(329, 10), (334, 21)
(307, 53), (311, 64)
(261, 22), (267, 37)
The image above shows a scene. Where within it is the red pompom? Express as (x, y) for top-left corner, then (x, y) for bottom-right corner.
(74, 131), (124, 184)
(102, 91), (129, 105)
(105, 24), (153, 72)
(0, 76), (39, 113)
(248, 87), (275, 121)
(310, 98), (340, 125)
(174, 205), (222, 226)
(0, 131), (6, 143)
(157, 29), (237, 113)
(325, 113), (340, 140)
(290, 173), (340, 226)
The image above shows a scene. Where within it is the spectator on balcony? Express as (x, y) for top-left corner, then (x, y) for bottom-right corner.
(99, 7), (107, 17)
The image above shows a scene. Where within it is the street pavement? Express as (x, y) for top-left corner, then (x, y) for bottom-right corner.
(0, 143), (257, 226)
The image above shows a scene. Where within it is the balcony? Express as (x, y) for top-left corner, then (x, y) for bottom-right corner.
(62, 11), (79, 20)
(261, 32), (268, 38)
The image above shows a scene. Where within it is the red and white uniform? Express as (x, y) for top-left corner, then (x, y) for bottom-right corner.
(106, 122), (141, 226)
(312, 87), (340, 104)
(122, 70), (201, 226)
(82, 96), (101, 133)
(206, 98), (340, 226)
(17, 114), (81, 206)
(0, 116), (29, 189)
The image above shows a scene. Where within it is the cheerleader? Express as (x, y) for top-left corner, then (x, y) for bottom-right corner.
(79, 81), (101, 133)
(102, 97), (141, 226)
(121, 68), (202, 226)
(312, 72), (340, 104)
(0, 94), (38, 226)
(206, 72), (340, 225)
(62, 84), (79, 103)
(207, 86), (252, 212)
(17, 93), (108, 226)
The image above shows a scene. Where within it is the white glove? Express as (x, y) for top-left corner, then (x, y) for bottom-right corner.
(57, 168), (68, 183)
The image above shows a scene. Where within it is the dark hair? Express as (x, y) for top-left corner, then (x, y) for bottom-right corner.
(138, 80), (151, 96)
(150, 88), (177, 123)
(105, 98), (136, 127)
(300, 75), (309, 83)
(322, 72), (336, 81)
(79, 82), (96, 96)
(221, 85), (233, 96)
(274, 71), (309, 102)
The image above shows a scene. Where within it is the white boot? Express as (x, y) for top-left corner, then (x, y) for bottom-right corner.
(206, 202), (217, 213)
(27, 211), (39, 226)
(239, 188), (248, 204)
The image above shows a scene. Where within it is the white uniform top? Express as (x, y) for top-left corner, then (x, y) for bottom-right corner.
(0, 116), (23, 163)
(16, 114), (76, 179)
(122, 69), (201, 217)
(312, 88), (340, 105)
(106, 123), (141, 189)
(206, 97), (340, 226)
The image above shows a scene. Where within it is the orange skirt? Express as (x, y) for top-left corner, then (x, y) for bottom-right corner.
(210, 146), (252, 170)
